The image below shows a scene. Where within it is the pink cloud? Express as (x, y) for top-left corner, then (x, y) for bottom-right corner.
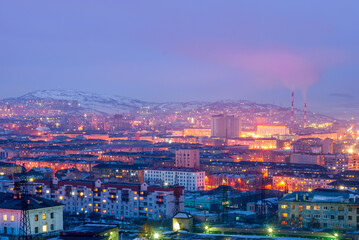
(184, 44), (347, 93)
(228, 50), (321, 90)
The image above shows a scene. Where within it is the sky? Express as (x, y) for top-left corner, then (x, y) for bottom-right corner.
(1, 1), (359, 118)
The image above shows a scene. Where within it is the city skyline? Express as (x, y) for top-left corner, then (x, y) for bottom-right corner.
(1, 1), (359, 118)
(3, 2), (359, 239)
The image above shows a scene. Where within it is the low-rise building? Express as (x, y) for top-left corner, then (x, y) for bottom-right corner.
(324, 154), (349, 174)
(0, 192), (64, 237)
(30, 178), (184, 221)
(0, 162), (22, 177)
(327, 180), (359, 193)
(273, 173), (336, 192)
(278, 189), (359, 230)
(58, 224), (119, 240)
(92, 163), (145, 183)
(144, 167), (205, 191)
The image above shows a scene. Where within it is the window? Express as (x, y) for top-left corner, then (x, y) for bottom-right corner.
(42, 213), (46, 220)
(299, 206), (303, 212)
(314, 206), (320, 210)
(338, 206), (345, 211)
(349, 216), (352, 220)
(306, 206), (311, 210)
(338, 215), (344, 220)
(3, 215), (7, 221)
(10, 215), (14, 222)
(51, 224), (54, 231)
(331, 215), (335, 219)
(281, 205), (288, 209)
(35, 215), (38, 221)
(281, 213), (288, 218)
(50, 213), (54, 219)
(35, 227), (39, 234)
(42, 225), (47, 233)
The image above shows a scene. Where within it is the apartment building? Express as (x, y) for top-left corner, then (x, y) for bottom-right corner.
(29, 178), (184, 221)
(278, 189), (359, 230)
(144, 167), (205, 191)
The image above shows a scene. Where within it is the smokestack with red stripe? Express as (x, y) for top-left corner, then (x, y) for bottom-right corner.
(291, 91), (294, 123)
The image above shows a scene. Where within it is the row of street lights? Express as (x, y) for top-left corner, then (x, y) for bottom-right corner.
(151, 226), (340, 239)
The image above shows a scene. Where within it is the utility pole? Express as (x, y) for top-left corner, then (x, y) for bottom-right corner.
(19, 169), (32, 240)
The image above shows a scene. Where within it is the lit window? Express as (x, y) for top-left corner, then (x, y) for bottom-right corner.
(42, 213), (46, 220)
(281, 205), (288, 209)
(314, 206), (320, 210)
(10, 215), (14, 222)
(35, 215), (38, 221)
(281, 213), (288, 218)
(3, 215), (7, 221)
(42, 225), (47, 233)
(306, 206), (311, 210)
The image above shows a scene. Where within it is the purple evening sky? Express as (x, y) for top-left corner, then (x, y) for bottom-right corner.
(0, 1), (358, 118)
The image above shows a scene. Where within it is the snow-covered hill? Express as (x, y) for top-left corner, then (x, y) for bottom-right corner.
(4, 90), (335, 124)
(11, 90), (156, 114)
(5, 90), (288, 114)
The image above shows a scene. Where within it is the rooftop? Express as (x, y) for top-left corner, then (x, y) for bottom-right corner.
(0, 193), (63, 210)
(279, 189), (358, 204)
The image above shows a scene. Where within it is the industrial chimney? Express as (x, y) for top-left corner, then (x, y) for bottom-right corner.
(291, 91), (294, 124)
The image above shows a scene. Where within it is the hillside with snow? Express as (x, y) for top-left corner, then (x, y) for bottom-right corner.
(3, 90), (336, 123)
(4, 90), (289, 114)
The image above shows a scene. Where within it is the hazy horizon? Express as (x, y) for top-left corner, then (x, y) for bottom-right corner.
(1, 1), (359, 118)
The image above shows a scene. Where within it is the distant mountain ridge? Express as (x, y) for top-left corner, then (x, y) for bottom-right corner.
(4, 89), (290, 114)
(3, 90), (335, 123)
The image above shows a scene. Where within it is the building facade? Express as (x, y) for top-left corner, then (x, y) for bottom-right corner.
(278, 190), (359, 230)
(175, 148), (200, 169)
(0, 193), (64, 237)
(273, 173), (336, 192)
(211, 114), (241, 138)
(144, 167), (205, 191)
(29, 179), (184, 221)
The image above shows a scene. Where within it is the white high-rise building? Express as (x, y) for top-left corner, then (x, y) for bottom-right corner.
(211, 114), (241, 138)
